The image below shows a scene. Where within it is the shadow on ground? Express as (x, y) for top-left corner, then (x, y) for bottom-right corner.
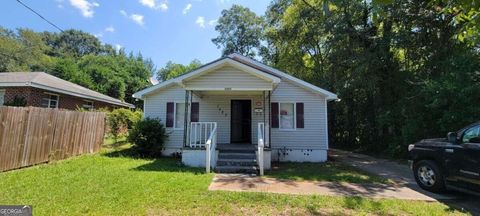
(103, 147), (205, 174)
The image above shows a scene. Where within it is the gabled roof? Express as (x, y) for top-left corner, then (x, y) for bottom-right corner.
(0, 72), (134, 108)
(133, 54), (338, 100)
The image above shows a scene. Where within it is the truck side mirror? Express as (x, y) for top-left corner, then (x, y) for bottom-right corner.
(447, 132), (457, 143)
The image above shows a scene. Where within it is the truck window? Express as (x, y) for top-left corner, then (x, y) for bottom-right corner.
(462, 125), (480, 143)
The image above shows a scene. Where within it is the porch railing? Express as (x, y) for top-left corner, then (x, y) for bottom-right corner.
(205, 124), (217, 173)
(257, 123), (265, 176)
(189, 122), (217, 148)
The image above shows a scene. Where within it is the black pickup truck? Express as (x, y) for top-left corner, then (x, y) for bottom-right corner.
(408, 122), (480, 195)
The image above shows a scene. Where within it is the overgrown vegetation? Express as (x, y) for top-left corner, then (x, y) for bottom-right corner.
(0, 28), (153, 107)
(0, 144), (466, 215)
(106, 108), (142, 141)
(128, 117), (168, 156)
(208, 0), (480, 157)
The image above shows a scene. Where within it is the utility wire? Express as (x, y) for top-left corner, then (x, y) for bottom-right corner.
(15, 0), (64, 32)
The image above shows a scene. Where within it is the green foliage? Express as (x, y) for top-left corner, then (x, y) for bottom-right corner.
(128, 118), (168, 156)
(0, 27), (152, 108)
(107, 108), (143, 139)
(212, 4), (265, 57)
(3, 96), (27, 107)
(214, 0), (480, 157)
(156, 59), (202, 81)
(0, 153), (461, 215)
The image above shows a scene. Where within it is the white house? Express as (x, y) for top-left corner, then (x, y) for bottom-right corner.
(133, 53), (338, 174)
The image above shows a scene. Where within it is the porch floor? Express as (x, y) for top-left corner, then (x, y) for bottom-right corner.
(217, 143), (257, 151)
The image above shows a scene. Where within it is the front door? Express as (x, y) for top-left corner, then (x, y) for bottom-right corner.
(230, 100), (251, 143)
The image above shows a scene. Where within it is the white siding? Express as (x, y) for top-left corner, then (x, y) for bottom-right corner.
(270, 80), (328, 150)
(143, 85), (187, 150)
(142, 72), (328, 153)
(184, 66), (273, 90)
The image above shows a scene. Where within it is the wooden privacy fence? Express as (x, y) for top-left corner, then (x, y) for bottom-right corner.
(0, 106), (106, 172)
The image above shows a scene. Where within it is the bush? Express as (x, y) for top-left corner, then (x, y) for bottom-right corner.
(107, 108), (142, 139)
(128, 118), (168, 156)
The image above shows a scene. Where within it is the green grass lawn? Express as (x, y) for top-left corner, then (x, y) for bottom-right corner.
(267, 162), (390, 184)
(0, 144), (467, 215)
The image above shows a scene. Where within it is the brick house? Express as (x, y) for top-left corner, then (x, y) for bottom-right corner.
(0, 72), (134, 109)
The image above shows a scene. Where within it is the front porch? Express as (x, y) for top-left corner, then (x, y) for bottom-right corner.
(180, 89), (273, 175)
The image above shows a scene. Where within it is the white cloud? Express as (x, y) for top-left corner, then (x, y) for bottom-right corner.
(159, 2), (168, 11)
(130, 14), (145, 26)
(105, 26), (115, 33)
(115, 44), (123, 51)
(139, 0), (168, 11)
(69, 0), (99, 18)
(93, 33), (103, 38)
(196, 16), (205, 28)
(121, 10), (145, 26)
(208, 19), (217, 26)
(139, 0), (155, 8)
(182, 3), (192, 15)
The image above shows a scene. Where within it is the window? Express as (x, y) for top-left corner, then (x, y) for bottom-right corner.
(175, 103), (185, 129)
(0, 89), (5, 106)
(462, 125), (480, 143)
(83, 101), (94, 110)
(279, 103), (295, 130)
(41, 93), (59, 108)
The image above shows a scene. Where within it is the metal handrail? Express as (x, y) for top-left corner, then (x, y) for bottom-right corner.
(205, 123), (217, 173)
(257, 123), (265, 175)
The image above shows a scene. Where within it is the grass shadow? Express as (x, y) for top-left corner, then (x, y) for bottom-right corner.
(133, 158), (205, 174)
(267, 162), (390, 184)
(102, 145), (205, 174)
(102, 147), (148, 159)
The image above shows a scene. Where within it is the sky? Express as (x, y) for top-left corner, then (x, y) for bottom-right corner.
(1, 0), (270, 69)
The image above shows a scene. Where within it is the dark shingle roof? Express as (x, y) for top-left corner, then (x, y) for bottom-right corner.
(0, 72), (134, 108)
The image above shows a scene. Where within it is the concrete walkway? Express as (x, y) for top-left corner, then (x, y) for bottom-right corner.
(209, 149), (479, 213)
(209, 174), (439, 201)
(329, 149), (479, 214)
(328, 149), (453, 200)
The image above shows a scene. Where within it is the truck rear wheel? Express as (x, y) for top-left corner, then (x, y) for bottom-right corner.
(413, 160), (446, 193)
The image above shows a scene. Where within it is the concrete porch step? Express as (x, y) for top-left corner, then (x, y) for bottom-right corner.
(216, 165), (258, 174)
(217, 158), (257, 166)
(218, 149), (256, 154)
(218, 152), (256, 160)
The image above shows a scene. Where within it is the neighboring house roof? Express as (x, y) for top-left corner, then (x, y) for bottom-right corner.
(133, 54), (338, 100)
(0, 72), (134, 108)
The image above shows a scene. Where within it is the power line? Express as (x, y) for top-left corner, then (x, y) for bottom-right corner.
(15, 0), (64, 32)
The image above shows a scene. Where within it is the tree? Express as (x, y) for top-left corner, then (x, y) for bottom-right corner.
(156, 59), (202, 81)
(257, 0), (480, 157)
(42, 29), (103, 57)
(0, 27), (153, 108)
(212, 5), (265, 57)
(0, 27), (52, 71)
